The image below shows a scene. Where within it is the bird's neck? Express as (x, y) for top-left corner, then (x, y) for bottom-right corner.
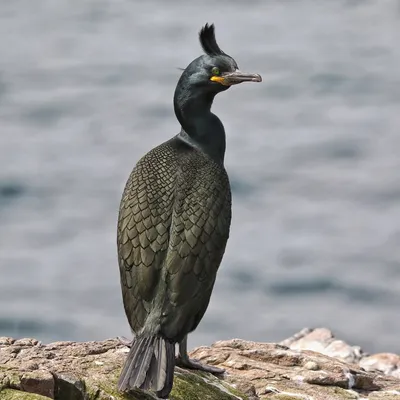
(174, 90), (226, 164)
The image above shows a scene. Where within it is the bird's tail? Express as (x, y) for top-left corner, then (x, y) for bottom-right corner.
(117, 335), (175, 399)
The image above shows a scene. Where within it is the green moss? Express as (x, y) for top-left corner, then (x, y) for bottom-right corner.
(70, 367), (246, 400)
(0, 389), (49, 400)
(84, 385), (100, 400)
(169, 371), (245, 400)
(221, 382), (248, 400)
(94, 370), (155, 400)
(0, 371), (21, 391)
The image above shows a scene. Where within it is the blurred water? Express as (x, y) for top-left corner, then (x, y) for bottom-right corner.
(1, 0), (399, 354)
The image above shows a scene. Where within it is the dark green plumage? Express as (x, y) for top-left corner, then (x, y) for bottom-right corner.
(117, 23), (261, 398)
(118, 137), (231, 338)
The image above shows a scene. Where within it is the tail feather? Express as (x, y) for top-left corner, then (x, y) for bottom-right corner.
(142, 337), (164, 391)
(118, 336), (175, 398)
(155, 335), (167, 390)
(135, 336), (156, 388)
(156, 340), (175, 398)
(118, 336), (151, 390)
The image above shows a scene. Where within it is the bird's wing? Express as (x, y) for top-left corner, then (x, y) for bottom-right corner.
(118, 144), (177, 333)
(118, 142), (232, 339)
(161, 159), (232, 339)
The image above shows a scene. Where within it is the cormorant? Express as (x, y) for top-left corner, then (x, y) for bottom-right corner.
(117, 23), (261, 398)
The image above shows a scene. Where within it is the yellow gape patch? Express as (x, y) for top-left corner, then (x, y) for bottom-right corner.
(210, 76), (228, 85)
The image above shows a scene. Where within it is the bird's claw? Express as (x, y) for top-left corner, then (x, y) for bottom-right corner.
(176, 356), (225, 375)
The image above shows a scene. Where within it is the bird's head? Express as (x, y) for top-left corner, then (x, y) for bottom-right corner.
(178, 23), (262, 95)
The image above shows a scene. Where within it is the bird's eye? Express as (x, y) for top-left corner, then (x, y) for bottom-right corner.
(211, 67), (220, 76)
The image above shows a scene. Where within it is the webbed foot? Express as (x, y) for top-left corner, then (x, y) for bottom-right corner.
(177, 335), (225, 375)
(176, 355), (225, 374)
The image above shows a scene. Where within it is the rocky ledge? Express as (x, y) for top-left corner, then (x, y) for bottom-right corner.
(0, 328), (400, 400)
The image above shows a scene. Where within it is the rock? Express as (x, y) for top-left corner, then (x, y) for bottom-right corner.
(0, 338), (242, 400)
(360, 353), (400, 377)
(280, 327), (365, 364)
(192, 338), (400, 399)
(0, 329), (399, 399)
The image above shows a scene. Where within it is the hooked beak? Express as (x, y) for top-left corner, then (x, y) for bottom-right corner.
(211, 70), (262, 86)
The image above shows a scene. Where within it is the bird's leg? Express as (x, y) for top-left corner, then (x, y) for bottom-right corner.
(176, 335), (225, 374)
(117, 336), (134, 347)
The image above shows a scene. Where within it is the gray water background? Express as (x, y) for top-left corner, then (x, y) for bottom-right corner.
(1, 0), (399, 353)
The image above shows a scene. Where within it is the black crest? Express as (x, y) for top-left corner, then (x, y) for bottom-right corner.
(199, 23), (225, 56)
